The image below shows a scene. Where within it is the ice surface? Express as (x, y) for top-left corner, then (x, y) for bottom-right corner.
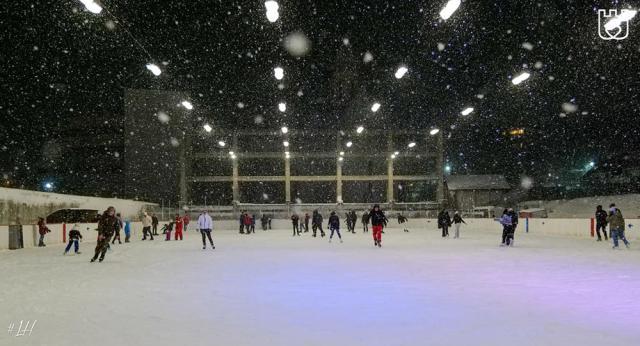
(1, 228), (639, 346)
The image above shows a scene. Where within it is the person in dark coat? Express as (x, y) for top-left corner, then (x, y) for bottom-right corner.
(304, 213), (310, 232)
(595, 205), (609, 241)
(312, 210), (325, 237)
(328, 211), (342, 243)
(112, 213), (123, 244)
(507, 208), (518, 245)
(452, 212), (466, 239)
(37, 217), (50, 247)
(369, 204), (387, 247)
(397, 214), (409, 232)
(291, 213), (301, 236)
(91, 206), (118, 263)
(437, 210), (452, 237)
(261, 214), (269, 231)
(151, 213), (159, 235)
(361, 211), (370, 233)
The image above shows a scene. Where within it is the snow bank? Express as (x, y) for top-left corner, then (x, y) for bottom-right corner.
(521, 194), (640, 218)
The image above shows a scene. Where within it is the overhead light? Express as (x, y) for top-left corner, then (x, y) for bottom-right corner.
(181, 100), (193, 110)
(461, 107), (474, 116)
(285, 151), (291, 159)
(274, 67), (284, 80)
(604, 10), (637, 31)
(356, 126), (365, 134)
(430, 128), (440, 136)
(230, 154), (237, 160)
(283, 141), (290, 147)
(339, 151), (345, 156)
(394, 151), (400, 155)
(395, 66), (408, 79)
(445, 165), (452, 172)
(229, 151), (235, 156)
(281, 126), (289, 134)
(265, 1), (280, 22)
(512, 72), (531, 85)
(218, 141), (226, 147)
(203, 124), (212, 132)
(346, 141), (353, 148)
(278, 102), (286, 112)
(371, 103), (381, 112)
(79, 0), (103, 14)
(338, 157), (344, 162)
(391, 154), (396, 159)
(408, 142), (416, 148)
(439, 0), (461, 20)
(145, 63), (162, 76)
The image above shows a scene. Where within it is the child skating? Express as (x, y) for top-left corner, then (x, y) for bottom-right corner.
(328, 211), (342, 243)
(63, 223), (83, 255)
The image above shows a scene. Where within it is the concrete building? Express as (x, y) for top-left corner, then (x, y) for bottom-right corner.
(446, 175), (511, 210)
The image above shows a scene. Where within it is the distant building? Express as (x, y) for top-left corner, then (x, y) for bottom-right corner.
(445, 175), (511, 210)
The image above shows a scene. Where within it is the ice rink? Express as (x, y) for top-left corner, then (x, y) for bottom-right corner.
(2, 226), (639, 346)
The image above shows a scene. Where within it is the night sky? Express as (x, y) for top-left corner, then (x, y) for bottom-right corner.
(1, 0), (639, 200)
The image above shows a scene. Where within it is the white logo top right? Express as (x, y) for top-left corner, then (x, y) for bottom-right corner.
(598, 9), (637, 40)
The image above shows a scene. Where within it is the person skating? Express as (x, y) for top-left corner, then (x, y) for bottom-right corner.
(312, 210), (325, 237)
(37, 217), (50, 247)
(397, 214), (409, 232)
(261, 214), (269, 231)
(198, 210), (215, 250)
(64, 223), (83, 255)
(452, 212), (466, 239)
(361, 211), (370, 233)
(243, 212), (253, 234)
(174, 214), (184, 240)
(304, 212), (310, 232)
(595, 205), (609, 241)
(345, 212), (353, 233)
(112, 213), (123, 244)
(438, 210), (452, 238)
(162, 222), (174, 241)
(350, 210), (358, 233)
(369, 205), (387, 247)
(124, 219), (131, 243)
(183, 212), (190, 232)
(328, 211), (343, 243)
(91, 206), (118, 262)
(508, 208), (518, 245)
(239, 212), (245, 234)
(607, 206), (630, 249)
(291, 213), (301, 236)
(250, 214), (256, 233)
(499, 209), (514, 247)
(151, 213), (159, 235)
(141, 211), (154, 240)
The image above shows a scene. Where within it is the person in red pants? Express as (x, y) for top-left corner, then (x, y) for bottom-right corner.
(174, 214), (184, 241)
(369, 204), (388, 247)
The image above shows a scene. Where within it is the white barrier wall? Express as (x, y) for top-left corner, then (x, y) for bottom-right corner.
(1, 218), (637, 251)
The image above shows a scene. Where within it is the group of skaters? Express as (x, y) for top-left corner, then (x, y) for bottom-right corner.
(595, 203), (631, 249)
(437, 210), (468, 239)
(284, 205), (389, 247)
(438, 207), (515, 246)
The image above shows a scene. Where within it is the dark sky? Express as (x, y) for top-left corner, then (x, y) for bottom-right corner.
(1, 0), (639, 197)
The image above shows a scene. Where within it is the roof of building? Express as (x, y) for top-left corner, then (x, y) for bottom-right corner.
(446, 175), (511, 191)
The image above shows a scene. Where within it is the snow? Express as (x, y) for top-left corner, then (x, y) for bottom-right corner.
(2, 228), (639, 345)
(522, 194), (640, 218)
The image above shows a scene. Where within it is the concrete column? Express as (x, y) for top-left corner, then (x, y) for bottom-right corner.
(336, 133), (343, 204)
(435, 131), (446, 206)
(284, 157), (291, 204)
(386, 134), (394, 204)
(232, 133), (240, 207)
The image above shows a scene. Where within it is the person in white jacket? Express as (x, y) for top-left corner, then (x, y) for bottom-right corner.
(141, 212), (154, 240)
(198, 211), (215, 250)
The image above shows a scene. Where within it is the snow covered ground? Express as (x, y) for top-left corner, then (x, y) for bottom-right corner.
(1, 227), (639, 346)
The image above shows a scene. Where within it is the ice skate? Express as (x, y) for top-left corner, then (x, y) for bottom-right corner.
(76, 252), (81, 255)
(90, 258), (96, 262)
(625, 243), (630, 249)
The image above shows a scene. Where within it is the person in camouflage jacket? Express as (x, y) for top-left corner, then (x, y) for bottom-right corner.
(91, 206), (119, 263)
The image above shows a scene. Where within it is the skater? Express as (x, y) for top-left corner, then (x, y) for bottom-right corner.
(37, 217), (50, 247)
(595, 205), (609, 241)
(174, 214), (184, 240)
(328, 211), (342, 243)
(499, 209), (514, 246)
(362, 211), (370, 233)
(141, 211), (154, 240)
(183, 212), (190, 232)
(508, 208), (519, 245)
(64, 223), (83, 255)
(198, 210), (215, 250)
(268, 215), (272, 230)
(452, 212), (466, 239)
(162, 222), (173, 240)
(350, 210), (358, 233)
(124, 219), (131, 243)
(397, 214), (409, 232)
(312, 210), (325, 237)
(345, 212), (353, 233)
(243, 212), (253, 234)
(438, 210), (452, 237)
(369, 204), (387, 247)
(250, 214), (256, 233)
(239, 212), (245, 234)
(607, 206), (630, 249)
(151, 213), (159, 235)
(112, 213), (123, 244)
(91, 206), (118, 262)
(304, 212), (311, 232)
(291, 213), (300, 236)
(261, 214), (269, 231)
